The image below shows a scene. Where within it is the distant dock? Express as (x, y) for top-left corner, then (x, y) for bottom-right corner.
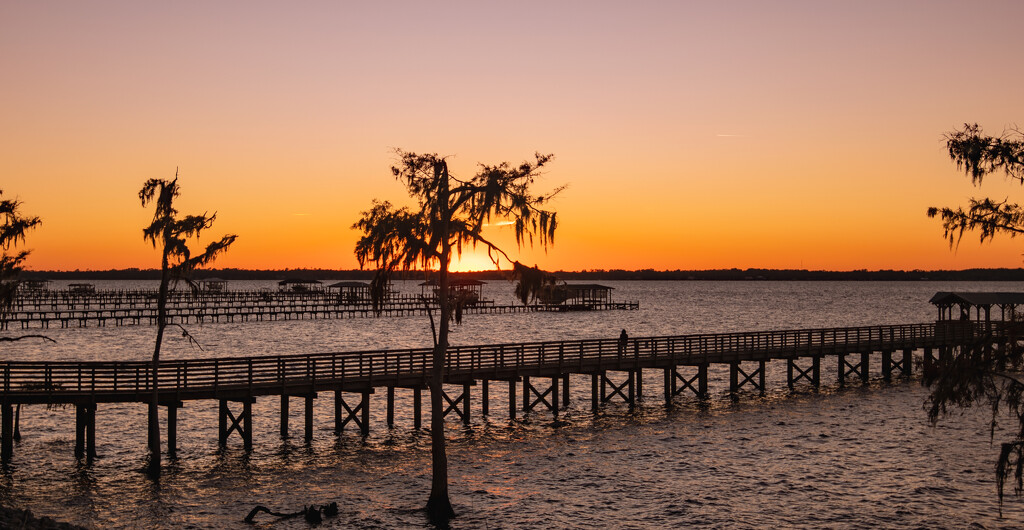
(1, 289), (639, 329)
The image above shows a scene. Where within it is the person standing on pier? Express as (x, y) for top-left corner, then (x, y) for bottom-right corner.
(618, 329), (628, 354)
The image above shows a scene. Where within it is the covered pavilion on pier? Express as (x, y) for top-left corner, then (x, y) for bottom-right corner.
(929, 291), (1024, 324)
(277, 278), (322, 293)
(327, 281), (371, 303)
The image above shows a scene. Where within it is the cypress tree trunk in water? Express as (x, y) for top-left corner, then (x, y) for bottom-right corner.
(147, 263), (169, 477)
(427, 181), (455, 522)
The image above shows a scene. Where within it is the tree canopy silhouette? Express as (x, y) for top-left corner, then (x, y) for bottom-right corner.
(353, 150), (562, 523)
(928, 124), (1024, 246)
(140, 173), (235, 476)
(0, 190), (52, 344)
(926, 123), (1024, 510)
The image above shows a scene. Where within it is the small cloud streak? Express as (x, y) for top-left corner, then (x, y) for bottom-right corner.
(484, 221), (516, 227)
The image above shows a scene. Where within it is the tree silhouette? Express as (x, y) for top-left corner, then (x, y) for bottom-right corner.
(927, 123), (1024, 509)
(140, 173), (236, 476)
(0, 190), (51, 343)
(928, 123), (1024, 245)
(353, 150), (562, 523)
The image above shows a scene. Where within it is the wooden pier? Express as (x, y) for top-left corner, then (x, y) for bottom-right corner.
(0, 321), (984, 464)
(2, 289), (638, 329)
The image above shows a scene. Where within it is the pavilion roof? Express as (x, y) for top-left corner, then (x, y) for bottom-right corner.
(929, 292), (1024, 306)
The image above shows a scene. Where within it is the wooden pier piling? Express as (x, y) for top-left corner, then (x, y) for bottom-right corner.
(166, 402), (181, 456)
(304, 394), (315, 442)
(74, 403), (96, 460)
(2, 403), (13, 465)
(280, 395), (289, 438)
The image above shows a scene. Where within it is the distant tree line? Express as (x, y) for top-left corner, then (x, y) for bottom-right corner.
(19, 267), (1024, 282)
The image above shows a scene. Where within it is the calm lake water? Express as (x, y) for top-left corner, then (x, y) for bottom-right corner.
(2, 280), (1023, 528)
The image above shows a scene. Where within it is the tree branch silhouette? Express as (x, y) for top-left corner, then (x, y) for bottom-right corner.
(140, 171), (235, 477)
(927, 123), (1024, 510)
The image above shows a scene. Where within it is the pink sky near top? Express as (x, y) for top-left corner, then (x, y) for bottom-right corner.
(2, 1), (1023, 272)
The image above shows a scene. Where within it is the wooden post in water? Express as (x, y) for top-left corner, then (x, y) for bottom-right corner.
(628, 370), (636, 411)
(85, 404), (96, 460)
(730, 362), (739, 396)
(902, 349), (913, 377)
(882, 351), (892, 382)
(360, 391), (370, 436)
(243, 399), (253, 451)
(522, 376), (530, 412)
(562, 376), (570, 408)
(218, 400), (228, 447)
(482, 379), (489, 416)
(663, 368), (672, 405)
(591, 373), (599, 411)
(333, 390), (342, 434)
(414, 387), (423, 428)
(2, 402), (13, 465)
(386, 387), (395, 427)
(860, 352), (870, 384)
(699, 364), (708, 399)
(166, 402), (179, 457)
(551, 377), (559, 418)
(74, 405), (85, 459)
(635, 369), (643, 402)
(812, 357), (820, 389)
(462, 383), (471, 425)
(280, 395), (289, 438)
(758, 361), (766, 394)
(304, 394), (314, 443)
(507, 380), (516, 420)
(837, 354), (846, 387)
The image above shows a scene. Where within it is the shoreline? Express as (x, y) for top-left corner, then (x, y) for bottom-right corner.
(0, 505), (85, 529)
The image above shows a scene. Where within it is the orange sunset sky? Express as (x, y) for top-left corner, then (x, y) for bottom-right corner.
(2, 1), (1023, 273)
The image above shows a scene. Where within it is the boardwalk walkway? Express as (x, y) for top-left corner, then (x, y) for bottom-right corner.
(0, 321), (980, 463)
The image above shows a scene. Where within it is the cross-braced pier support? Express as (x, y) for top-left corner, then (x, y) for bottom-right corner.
(730, 361), (766, 397)
(218, 398), (254, 450)
(664, 364), (709, 404)
(881, 349), (914, 381)
(787, 357), (820, 390)
(521, 376), (565, 417)
(334, 389), (370, 436)
(591, 370), (638, 410)
(442, 383), (473, 424)
(837, 352), (870, 387)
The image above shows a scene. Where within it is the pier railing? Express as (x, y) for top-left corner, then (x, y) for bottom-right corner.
(0, 322), (974, 404)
